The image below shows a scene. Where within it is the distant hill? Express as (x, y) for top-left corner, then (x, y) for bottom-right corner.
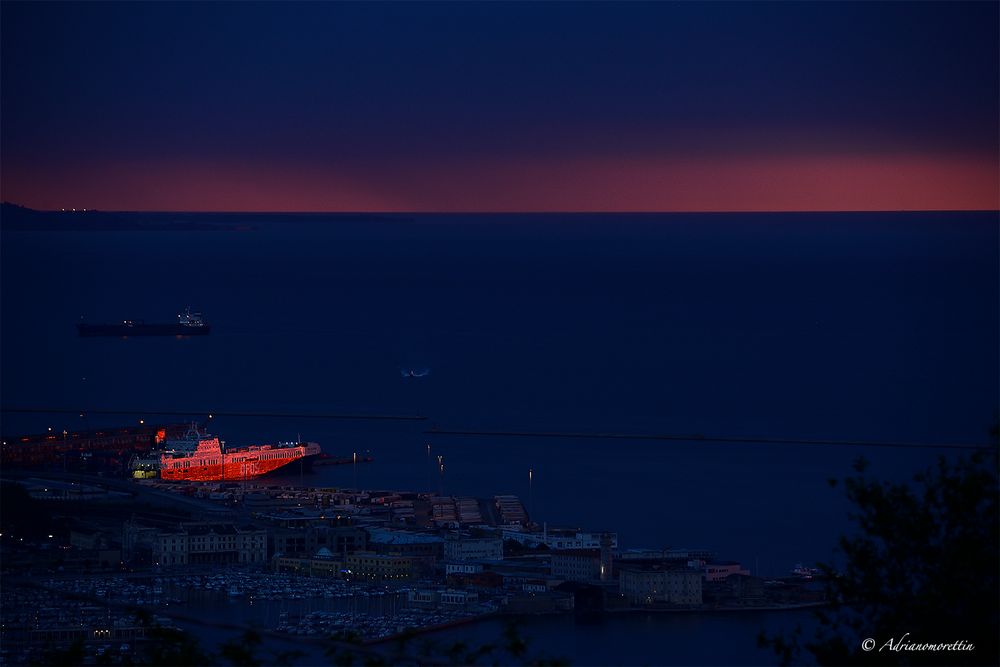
(1, 202), (45, 226)
(1, 202), (35, 213)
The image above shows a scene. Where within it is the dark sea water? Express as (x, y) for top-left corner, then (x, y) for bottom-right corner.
(2, 212), (997, 664)
(422, 610), (821, 666)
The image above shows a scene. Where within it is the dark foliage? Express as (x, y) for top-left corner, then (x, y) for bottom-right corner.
(38, 638), (87, 666)
(326, 618), (568, 666)
(762, 437), (998, 666)
(144, 623), (216, 666)
(219, 630), (263, 667)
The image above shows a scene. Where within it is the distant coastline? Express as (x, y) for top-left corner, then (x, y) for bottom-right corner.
(0, 202), (267, 232)
(4, 203), (998, 217)
(3, 202), (997, 232)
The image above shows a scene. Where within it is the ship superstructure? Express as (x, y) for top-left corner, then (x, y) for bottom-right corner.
(143, 426), (321, 481)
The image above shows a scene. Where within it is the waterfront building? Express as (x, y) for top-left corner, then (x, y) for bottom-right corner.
(617, 548), (715, 562)
(428, 497), (485, 526)
(494, 495), (527, 525)
(703, 573), (766, 606)
(520, 581), (549, 593)
(618, 564), (703, 606)
(365, 527), (444, 561)
(703, 560), (751, 581)
(445, 561), (486, 576)
(445, 568), (504, 590)
(389, 498), (415, 523)
(555, 580), (609, 614)
(551, 549), (602, 582)
(502, 528), (618, 551)
(62, 528), (122, 568)
(599, 532), (614, 581)
(448, 557), (556, 591)
(152, 522), (267, 567)
(69, 529), (111, 550)
(407, 588), (437, 605)
(3, 527), (122, 571)
(269, 525), (367, 558)
(344, 552), (414, 581)
(503, 590), (575, 613)
(371, 492), (420, 524)
(13, 623), (150, 645)
(429, 497), (457, 526)
(454, 497), (484, 524)
(440, 589), (479, 606)
(496, 571), (560, 592)
(122, 521), (160, 563)
(444, 533), (503, 562)
(407, 588), (480, 609)
(273, 547), (344, 577)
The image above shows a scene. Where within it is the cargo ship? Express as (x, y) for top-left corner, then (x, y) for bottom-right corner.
(132, 426), (321, 481)
(78, 307), (210, 337)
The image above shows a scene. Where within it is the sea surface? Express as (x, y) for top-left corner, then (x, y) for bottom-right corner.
(2, 211), (997, 663)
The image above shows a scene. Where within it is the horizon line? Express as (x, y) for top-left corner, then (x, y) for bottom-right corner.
(5, 203), (999, 216)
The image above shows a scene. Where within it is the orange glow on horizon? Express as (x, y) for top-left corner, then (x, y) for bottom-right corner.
(3, 152), (997, 213)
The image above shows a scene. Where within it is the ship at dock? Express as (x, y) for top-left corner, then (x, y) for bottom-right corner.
(132, 426), (321, 482)
(78, 307), (210, 337)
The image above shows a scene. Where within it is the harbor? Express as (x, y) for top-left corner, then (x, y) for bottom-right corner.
(1, 418), (834, 665)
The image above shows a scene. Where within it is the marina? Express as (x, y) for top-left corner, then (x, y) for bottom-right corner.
(5, 570), (496, 657)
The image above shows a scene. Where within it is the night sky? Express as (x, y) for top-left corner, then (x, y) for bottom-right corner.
(2, 1), (997, 212)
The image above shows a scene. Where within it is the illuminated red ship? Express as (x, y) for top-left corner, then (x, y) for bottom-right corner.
(135, 426), (321, 481)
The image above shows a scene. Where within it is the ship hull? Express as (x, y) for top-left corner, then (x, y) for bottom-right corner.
(78, 323), (211, 337)
(158, 440), (322, 482)
(160, 455), (301, 481)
